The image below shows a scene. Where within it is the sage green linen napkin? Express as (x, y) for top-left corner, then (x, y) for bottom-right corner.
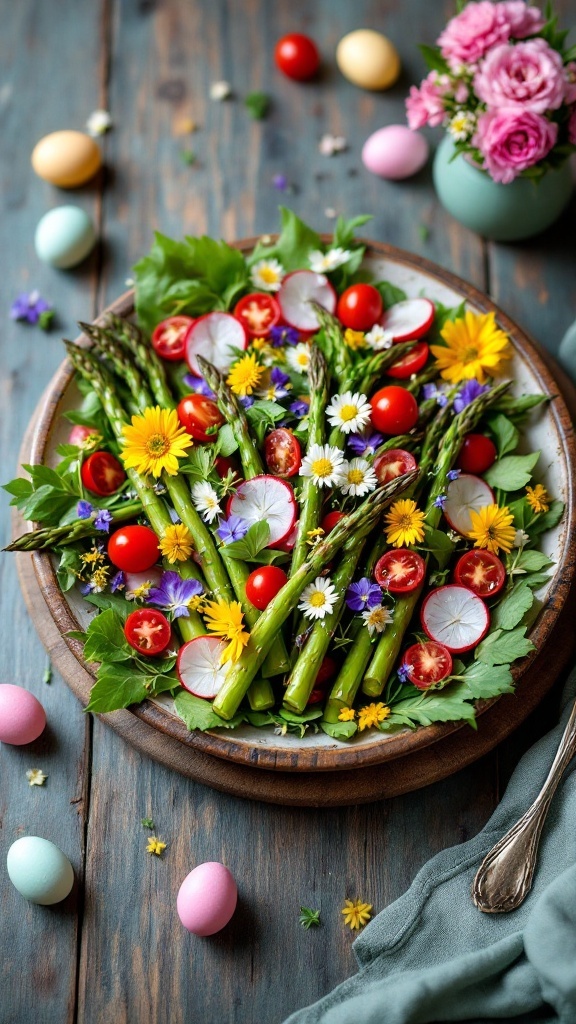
(285, 670), (576, 1024)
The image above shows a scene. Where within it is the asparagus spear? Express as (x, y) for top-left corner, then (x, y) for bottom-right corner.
(212, 469), (418, 721)
(289, 345), (329, 578)
(196, 355), (264, 478)
(6, 499), (143, 551)
(309, 302), (352, 385)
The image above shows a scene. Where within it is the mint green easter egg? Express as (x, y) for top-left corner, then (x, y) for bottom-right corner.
(34, 205), (96, 268)
(7, 836), (74, 905)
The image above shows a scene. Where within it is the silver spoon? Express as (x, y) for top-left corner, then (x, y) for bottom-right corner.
(472, 699), (576, 913)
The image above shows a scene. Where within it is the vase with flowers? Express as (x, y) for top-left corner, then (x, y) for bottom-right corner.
(407, 0), (576, 241)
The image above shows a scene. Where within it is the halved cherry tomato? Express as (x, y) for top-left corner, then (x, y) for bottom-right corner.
(321, 510), (346, 533)
(401, 641), (453, 690)
(454, 549), (506, 598)
(124, 608), (172, 656)
(245, 566), (288, 610)
(264, 428), (301, 478)
(374, 549), (426, 594)
(370, 386), (419, 434)
(274, 33), (320, 80)
(373, 448), (417, 484)
(151, 316), (195, 361)
(108, 525), (160, 573)
(336, 284), (383, 332)
(387, 342), (429, 379)
(81, 451), (126, 496)
(457, 433), (497, 475)
(214, 455), (240, 481)
(234, 293), (281, 338)
(177, 394), (224, 442)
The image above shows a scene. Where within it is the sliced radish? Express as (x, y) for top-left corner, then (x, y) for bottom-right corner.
(227, 475), (297, 549)
(278, 520), (299, 552)
(278, 271), (337, 331)
(381, 298), (435, 342)
(177, 636), (229, 699)
(421, 584), (490, 653)
(124, 566), (164, 599)
(443, 473), (495, 535)
(185, 312), (248, 375)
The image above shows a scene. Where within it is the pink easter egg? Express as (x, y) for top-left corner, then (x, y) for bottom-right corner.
(0, 684), (47, 745)
(362, 125), (429, 180)
(177, 861), (238, 936)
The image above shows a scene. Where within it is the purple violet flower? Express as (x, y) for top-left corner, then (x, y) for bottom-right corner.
(347, 431), (384, 457)
(216, 515), (249, 544)
(110, 571), (125, 593)
(270, 325), (299, 347)
(447, 469), (461, 482)
(94, 508), (113, 532)
(262, 366), (291, 400)
(148, 571), (204, 619)
(168, 506), (182, 524)
(453, 380), (490, 414)
(345, 578), (383, 613)
(183, 373), (216, 399)
(77, 500), (93, 520)
(272, 174), (289, 191)
(422, 383), (448, 407)
(240, 395), (255, 408)
(397, 663), (410, 683)
(433, 494), (447, 510)
(289, 398), (309, 418)
(10, 291), (53, 326)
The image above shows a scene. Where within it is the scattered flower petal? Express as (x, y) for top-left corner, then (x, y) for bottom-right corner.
(341, 898), (372, 930)
(86, 109), (112, 136)
(147, 837), (167, 856)
(210, 80), (232, 101)
(319, 133), (347, 156)
(26, 768), (47, 787)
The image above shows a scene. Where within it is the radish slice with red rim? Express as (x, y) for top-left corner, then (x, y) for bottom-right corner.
(421, 584), (490, 653)
(443, 473), (495, 536)
(278, 270), (337, 331)
(401, 641), (453, 689)
(177, 636), (229, 699)
(185, 312), (248, 375)
(278, 520), (299, 552)
(227, 475), (297, 548)
(380, 298), (435, 342)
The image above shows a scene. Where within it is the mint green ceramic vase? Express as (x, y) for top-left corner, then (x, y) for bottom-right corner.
(432, 136), (573, 242)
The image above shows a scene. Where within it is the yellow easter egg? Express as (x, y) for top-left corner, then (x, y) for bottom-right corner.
(31, 130), (102, 188)
(336, 29), (401, 91)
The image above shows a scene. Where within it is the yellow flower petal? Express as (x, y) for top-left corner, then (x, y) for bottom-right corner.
(121, 406), (193, 478)
(384, 499), (426, 548)
(467, 503), (515, 555)
(431, 310), (512, 384)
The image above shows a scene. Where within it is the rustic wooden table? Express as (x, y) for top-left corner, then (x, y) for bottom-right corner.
(2, 2), (575, 1022)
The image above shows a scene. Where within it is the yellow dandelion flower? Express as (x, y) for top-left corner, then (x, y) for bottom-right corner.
(121, 406), (193, 478)
(357, 702), (391, 732)
(343, 328), (367, 350)
(250, 337), (267, 350)
(89, 566), (110, 592)
(226, 352), (263, 397)
(338, 707), (356, 722)
(146, 837), (167, 856)
(384, 499), (426, 548)
(80, 545), (106, 567)
(430, 310), (512, 384)
(131, 581), (153, 601)
(159, 523), (193, 563)
(306, 527), (325, 546)
(341, 899), (373, 930)
(525, 484), (550, 514)
(468, 503), (515, 555)
(202, 599), (250, 664)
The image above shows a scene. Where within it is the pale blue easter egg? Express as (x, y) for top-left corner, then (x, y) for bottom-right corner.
(34, 205), (96, 268)
(7, 836), (74, 905)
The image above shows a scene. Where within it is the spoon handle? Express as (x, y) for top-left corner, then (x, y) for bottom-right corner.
(472, 699), (576, 913)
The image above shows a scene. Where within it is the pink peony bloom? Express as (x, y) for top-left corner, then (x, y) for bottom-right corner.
(498, 1), (545, 38)
(565, 63), (576, 106)
(406, 72), (448, 129)
(437, 2), (511, 69)
(569, 107), (576, 146)
(475, 39), (566, 114)
(474, 107), (558, 182)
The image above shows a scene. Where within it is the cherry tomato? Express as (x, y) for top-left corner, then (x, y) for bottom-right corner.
(306, 688), (325, 705)
(374, 549), (426, 594)
(387, 342), (430, 380)
(321, 510), (346, 533)
(68, 423), (95, 446)
(245, 566), (288, 610)
(370, 387), (419, 435)
(177, 394), (224, 442)
(124, 608), (172, 656)
(274, 33), (320, 81)
(373, 448), (417, 485)
(454, 549), (506, 598)
(214, 455), (240, 481)
(151, 316), (195, 361)
(81, 451), (126, 496)
(234, 293), (281, 337)
(401, 641), (453, 690)
(315, 656), (337, 686)
(457, 433), (497, 475)
(264, 428), (302, 478)
(336, 284), (383, 332)
(108, 525), (160, 573)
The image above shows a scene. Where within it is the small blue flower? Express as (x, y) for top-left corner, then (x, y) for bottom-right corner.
(168, 506), (182, 524)
(240, 395), (255, 408)
(110, 570), (125, 593)
(289, 399), (309, 418)
(148, 571), (204, 619)
(10, 290), (53, 325)
(270, 325), (299, 347)
(422, 383), (448, 407)
(447, 469), (461, 482)
(347, 431), (384, 457)
(453, 380), (490, 413)
(77, 500), (94, 520)
(397, 663), (410, 683)
(183, 373), (216, 399)
(94, 508), (113, 532)
(216, 515), (249, 544)
(345, 578), (383, 613)
(433, 494), (447, 510)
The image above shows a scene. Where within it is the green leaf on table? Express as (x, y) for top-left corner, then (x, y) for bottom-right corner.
(382, 684), (477, 729)
(458, 661), (514, 700)
(475, 626), (535, 666)
(86, 664), (150, 713)
(244, 91), (270, 120)
(375, 280), (407, 308)
(215, 423), (239, 457)
(320, 719), (358, 740)
(82, 609), (132, 664)
(421, 526), (455, 570)
(247, 207), (322, 273)
(487, 414), (519, 458)
(491, 582), (534, 631)
(221, 521), (271, 560)
(484, 452), (540, 491)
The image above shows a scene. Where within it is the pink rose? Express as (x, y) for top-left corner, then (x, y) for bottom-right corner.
(474, 107), (558, 182)
(565, 63), (576, 105)
(475, 39), (566, 113)
(437, 2), (511, 69)
(406, 72), (448, 129)
(569, 107), (576, 146)
(498, 1), (545, 38)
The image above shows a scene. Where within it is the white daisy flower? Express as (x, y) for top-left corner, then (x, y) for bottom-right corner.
(250, 258), (285, 292)
(365, 324), (393, 351)
(86, 109), (112, 136)
(326, 391), (372, 434)
(210, 80), (232, 101)
(448, 110), (476, 142)
(362, 605), (393, 636)
(191, 481), (222, 523)
(298, 576), (338, 621)
(286, 342), (311, 374)
(513, 529), (530, 548)
(318, 133), (347, 156)
(300, 443), (346, 488)
(308, 247), (352, 273)
(324, 207), (337, 220)
(338, 458), (378, 497)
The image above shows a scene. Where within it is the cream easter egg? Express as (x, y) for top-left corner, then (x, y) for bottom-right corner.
(0, 684), (46, 745)
(177, 862), (237, 936)
(362, 125), (429, 180)
(31, 130), (102, 188)
(7, 837), (74, 905)
(35, 206), (96, 269)
(336, 29), (401, 91)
